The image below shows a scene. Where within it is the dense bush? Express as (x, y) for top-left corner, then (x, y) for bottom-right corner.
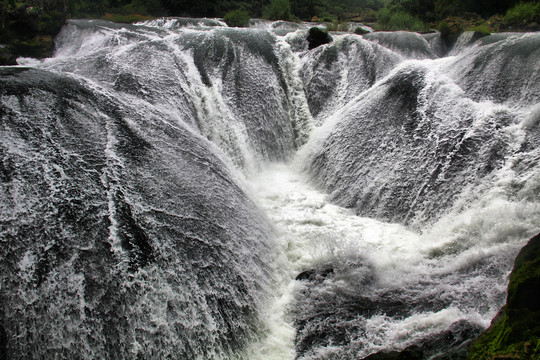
(224, 9), (250, 27)
(503, 2), (540, 26)
(264, 0), (293, 20)
(437, 19), (461, 48)
(376, 7), (429, 32)
(383, 0), (522, 22)
(437, 20), (451, 36)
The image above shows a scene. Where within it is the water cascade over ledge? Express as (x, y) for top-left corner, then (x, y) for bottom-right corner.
(1, 19), (540, 359)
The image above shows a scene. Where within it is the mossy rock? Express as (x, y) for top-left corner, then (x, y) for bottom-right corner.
(467, 233), (540, 360)
(354, 26), (370, 35)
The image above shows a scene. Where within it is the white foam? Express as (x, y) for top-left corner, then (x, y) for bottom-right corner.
(245, 155), (539, 357)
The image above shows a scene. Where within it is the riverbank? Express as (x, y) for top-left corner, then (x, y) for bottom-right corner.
(1, 2), (539, 66)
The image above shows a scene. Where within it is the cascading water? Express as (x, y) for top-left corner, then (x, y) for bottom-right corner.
(1, 18), (539, 360)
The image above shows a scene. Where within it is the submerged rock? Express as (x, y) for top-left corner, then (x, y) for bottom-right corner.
(467, 232), (540, 360)
(362, 320), (483, 360)
(363, 345), (424, 359)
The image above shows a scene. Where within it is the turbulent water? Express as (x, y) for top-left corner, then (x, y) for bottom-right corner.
(1, 18), (540, 359)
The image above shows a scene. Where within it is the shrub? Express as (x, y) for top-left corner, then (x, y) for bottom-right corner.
(377, 7), (392, 25)
(503, 2), (540, 26)
(437, 20), (451, 37)
(264, 0), (293, 21)
(437, 20), (462, 47)
(376, 8), (429, 32)
(224, 9), (250, 27)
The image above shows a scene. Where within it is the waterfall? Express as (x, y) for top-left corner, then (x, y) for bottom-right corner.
(1, 18), (539, 359)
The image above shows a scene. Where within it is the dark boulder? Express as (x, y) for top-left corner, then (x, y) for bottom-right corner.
(307, 27), (332, 50)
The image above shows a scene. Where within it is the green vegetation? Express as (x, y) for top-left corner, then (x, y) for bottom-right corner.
(2, 0), (537, 33)
(1, 0), (539, 65)
(325, 19), (349, 31)
(354, 26), (370, 34)
(467, 233), (540, 360)
(224, 9), (250, 27)
(437, 20), (451, 36)
(375, 7), (428, 31)
(468, 23), (491, 34)
(263, 0), (293, 21)
(503, 2), (540, 27)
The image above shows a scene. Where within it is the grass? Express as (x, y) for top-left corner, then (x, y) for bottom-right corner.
(468, 24), (491, 35)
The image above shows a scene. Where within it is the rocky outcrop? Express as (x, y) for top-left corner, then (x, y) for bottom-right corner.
(467, 233), (540, 360)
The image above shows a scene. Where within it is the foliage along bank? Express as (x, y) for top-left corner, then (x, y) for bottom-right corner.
(2, 0), (539, 65)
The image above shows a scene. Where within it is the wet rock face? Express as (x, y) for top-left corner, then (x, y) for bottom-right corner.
(448, 32), (540, 107)
(305, 61), (515, 226)
(0, 68), (273, 360)
(467, 232), (540, 360)
(362, 31), (437, 59)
